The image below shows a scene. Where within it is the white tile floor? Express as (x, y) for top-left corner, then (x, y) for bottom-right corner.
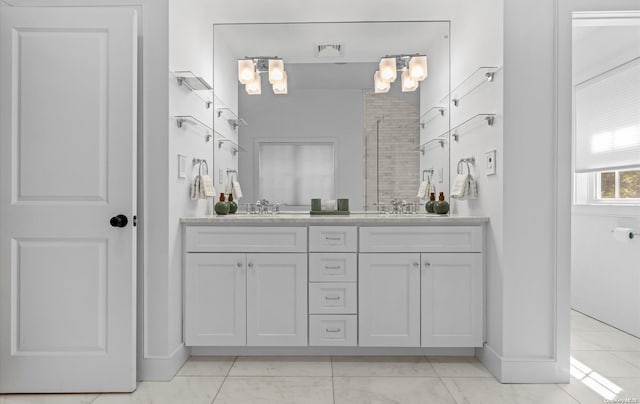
(2, 310), (640, 403)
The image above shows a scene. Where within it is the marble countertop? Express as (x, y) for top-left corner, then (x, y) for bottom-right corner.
(180, 213), (489, 225)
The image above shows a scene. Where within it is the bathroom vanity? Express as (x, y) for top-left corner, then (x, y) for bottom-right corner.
(182, 214), (487, 354)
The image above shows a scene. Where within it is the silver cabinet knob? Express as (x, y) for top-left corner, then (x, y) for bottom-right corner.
(247, 262), (253, 268)
(413, 262), (419, 267)
(236, 262), (243, 268)
(424, 262), (431, 267)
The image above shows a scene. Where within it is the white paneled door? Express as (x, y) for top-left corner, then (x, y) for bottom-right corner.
(0, 7), (137, 392)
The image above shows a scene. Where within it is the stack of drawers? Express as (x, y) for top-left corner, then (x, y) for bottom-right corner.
(308, 226), (358, 346)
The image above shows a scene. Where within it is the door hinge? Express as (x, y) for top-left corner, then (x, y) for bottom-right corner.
(133, 215), (137, 227)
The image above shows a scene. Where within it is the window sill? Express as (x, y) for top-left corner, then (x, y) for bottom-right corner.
(572, 203), (640, 217)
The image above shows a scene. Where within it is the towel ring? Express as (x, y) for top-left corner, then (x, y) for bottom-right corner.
(199, 160), (208, 176)
(457, 160), (471, 175)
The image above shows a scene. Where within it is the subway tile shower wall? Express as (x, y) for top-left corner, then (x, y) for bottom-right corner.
(363, 89), (420, 209)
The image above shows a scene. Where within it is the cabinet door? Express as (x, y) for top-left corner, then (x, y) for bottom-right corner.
(246, 253), (307, 346)
(184, 253), (246, 346)
(421, 253), (483, 347)
(359, 253), (421, 347)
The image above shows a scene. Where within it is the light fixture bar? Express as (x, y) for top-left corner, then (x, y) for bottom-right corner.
(374, 53), (428, 93)
(238, 56), (286, 95)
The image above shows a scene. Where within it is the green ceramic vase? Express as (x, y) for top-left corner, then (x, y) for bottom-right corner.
(214, 193), (230, 215)
(434, 192), (450, 215)
(425, 192), (436, 213)
(228, 193), (238, 214)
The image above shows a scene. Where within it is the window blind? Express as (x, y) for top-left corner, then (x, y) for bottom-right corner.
(574, 57), (640, 173)
(258, 142), (335, 206)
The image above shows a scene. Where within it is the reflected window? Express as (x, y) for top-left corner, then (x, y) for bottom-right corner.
(258, 140), (335, 206)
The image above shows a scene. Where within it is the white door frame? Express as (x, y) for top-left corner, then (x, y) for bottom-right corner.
(556, 0), (640, 382)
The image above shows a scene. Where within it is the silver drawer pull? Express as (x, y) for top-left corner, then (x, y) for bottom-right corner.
(325, 295), (341, 300)
(324, 265), (342, 270)
(325, 328), (341, 333)
(324, 236), (342, 241)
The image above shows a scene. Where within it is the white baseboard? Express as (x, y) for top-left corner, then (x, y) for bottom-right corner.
(190, 346), (475, 356)
(477, 343), (562, 383)
(140, 344), (190, 381)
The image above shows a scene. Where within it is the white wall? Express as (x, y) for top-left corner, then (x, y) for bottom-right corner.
(572, 209), (640, 336)
(420, 28), (451, 203)
(501, 0), (567, 382)
(212, 30), (239, 198)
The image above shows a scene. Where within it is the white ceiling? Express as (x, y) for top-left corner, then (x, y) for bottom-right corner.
(214, 21), (449, 64)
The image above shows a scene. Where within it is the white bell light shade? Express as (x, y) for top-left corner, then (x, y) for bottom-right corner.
(272, 71), (288, 94)
(238, 59), (255, 84)
(401, 69), (418, 92)
(245, 71), (262, 95)
(409, 55), (428, 81)
(374, 71), (390, 93)
(268, 59), (285, 84)
(379, 57), (397, 83)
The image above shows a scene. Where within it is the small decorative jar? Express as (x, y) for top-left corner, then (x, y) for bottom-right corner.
(425, 192), (436, 213)
(434, 192), (450, 215)
(214, 193), (230, 215)
(228, 193), (238, 214)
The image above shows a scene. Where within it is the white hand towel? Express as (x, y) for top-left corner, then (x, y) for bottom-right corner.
(417, 181), (428, 198)
(191, 176), (201, 200)
(450, 174), (467, 199)
(232, 180), (243, 199)
(200, 175), (216, 198)
(465, 174), (478, 199)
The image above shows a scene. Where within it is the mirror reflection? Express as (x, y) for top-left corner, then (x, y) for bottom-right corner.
(212, 21), (450, 212)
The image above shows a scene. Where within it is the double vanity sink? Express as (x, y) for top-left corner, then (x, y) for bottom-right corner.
(181, 213), (488, 354)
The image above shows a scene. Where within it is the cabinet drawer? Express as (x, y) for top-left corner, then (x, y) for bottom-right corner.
(185, 226), (307, 252)
(309, 315), (357, 346)
(309, 226), (357, 252)
(309, 282), (357, 314)
(309, 253), (357, 282)
(359, 226), (483, 253)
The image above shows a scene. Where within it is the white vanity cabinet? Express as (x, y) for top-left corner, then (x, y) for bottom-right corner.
(184, 226), (307, 346)
(184, 253), (246, 346)
(358, 253), (421, 347)
(182, 219), (486, 351)
(359, 226), (484, 348)
(308, 226), (358, 346)
(421, 253), (483, 347)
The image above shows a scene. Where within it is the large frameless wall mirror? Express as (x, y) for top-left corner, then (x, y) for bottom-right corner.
(212, 21), (450, 212)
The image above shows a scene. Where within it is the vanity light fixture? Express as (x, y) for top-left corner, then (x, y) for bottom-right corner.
(374, 54), (427, 93)
(374, 71), (390, 93)
(238, 57), (288, 95)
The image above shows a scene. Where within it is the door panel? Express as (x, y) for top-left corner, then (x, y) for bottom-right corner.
(184, 253), (246, 346)
(0, 6), (137, 393)
(246, 253), (307, 346)
(17, 29), (108, 202)
(421, 253), (483, 347)
(358, 253), (421, 347)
